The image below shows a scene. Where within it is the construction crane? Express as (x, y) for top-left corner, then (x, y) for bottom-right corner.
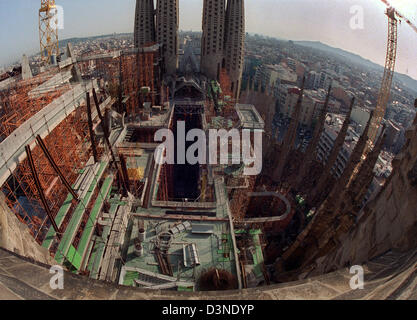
(368, 1), (417, 143)
(39, 0), (60, 64)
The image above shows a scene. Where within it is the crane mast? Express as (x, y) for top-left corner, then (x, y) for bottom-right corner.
(369, 1), (417, 144)
(39, 0), (59, 64)
(368, 8), (398, 143)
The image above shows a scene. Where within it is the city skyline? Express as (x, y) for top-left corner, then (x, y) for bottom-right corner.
(0, 0), (417, 80)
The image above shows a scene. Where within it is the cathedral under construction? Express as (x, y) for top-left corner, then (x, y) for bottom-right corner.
(0, 0), (415, 299)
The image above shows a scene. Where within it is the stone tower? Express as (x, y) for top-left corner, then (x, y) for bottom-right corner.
(224, 0), (245, 99)
(309, 98), (355, 206)
(201, 0), (226, 81)
(272, 79), (305, 183)
(134, 0), (156, 48)
(156, 0), (179, 75)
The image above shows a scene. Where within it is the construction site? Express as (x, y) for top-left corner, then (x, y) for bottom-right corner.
(0, 37), (275, 290)
(0, 0), (416, 299)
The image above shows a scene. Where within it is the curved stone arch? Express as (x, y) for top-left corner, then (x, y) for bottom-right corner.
(243, 191), (292, 224)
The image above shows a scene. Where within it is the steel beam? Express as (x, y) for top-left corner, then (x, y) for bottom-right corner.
(35, 135), (79, 201)
(25, 145), (60, 236)
(86, 92), (99, 163)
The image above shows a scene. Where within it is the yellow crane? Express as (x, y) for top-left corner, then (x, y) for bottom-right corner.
(39, 0), (59, 64)
(368, 1), (417, 143)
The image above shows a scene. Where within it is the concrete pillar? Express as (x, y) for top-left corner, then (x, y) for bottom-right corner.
(21, 55), (32, 80)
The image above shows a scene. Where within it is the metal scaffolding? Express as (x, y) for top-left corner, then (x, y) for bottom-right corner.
(0, 77), (100, 244)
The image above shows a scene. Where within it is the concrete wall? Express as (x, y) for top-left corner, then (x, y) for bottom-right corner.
(0, 193), (55, 265)
(0, 246), (415, 299)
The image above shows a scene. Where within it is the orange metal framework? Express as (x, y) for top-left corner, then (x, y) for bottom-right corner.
(0, 72), (67, 140)
(208, 67), (252, 220)
(79, 47), (161, 120)
(157, 163), (174, 202)
(121, 55), (137, 116)
(219, 68), (238, 121)
(136, 48), (157, 105)
(0, 79), (99, 244)
(0, 43), (166, 245)
(120, 53), (152, 118)
(0, 47), (161, 244)
(229, 176), (257, 221)
(123, 47), (160, 119)
(206, 68), (239, 125)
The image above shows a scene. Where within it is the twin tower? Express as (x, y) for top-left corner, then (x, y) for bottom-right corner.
(134, 0), (245, 98)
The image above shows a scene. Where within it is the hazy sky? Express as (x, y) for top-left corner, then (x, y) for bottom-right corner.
(0, 0), (416, 79)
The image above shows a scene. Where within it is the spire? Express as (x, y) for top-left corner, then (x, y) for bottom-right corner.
(322, 126), (387, 244)
(66, 43), (82, 82)
(201, 0), (226, 80)
(295, 111), (375, 252)
(309, 97), (355, 205)
(347, 125), (386, 210)
(156, 0), (179, 75)
(134, 0), (156, 48)
(281, 124), (384, 271)
(323, 110), (374, 207)
(224, 0), (245, 99)
(272, 77), (305, 183)
(413, 103), (417, 126)
(295, 85), (331, 189)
